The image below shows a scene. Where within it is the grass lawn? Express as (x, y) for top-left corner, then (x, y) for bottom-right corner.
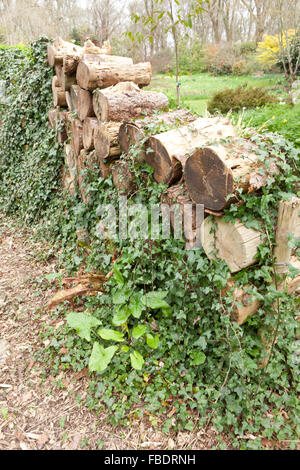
(147, 72), (284, 114)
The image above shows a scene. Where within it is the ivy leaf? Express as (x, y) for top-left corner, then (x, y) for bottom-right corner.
(66, 313), (101, 342)
(89, 342), (118, 372)
(128, 293), (145, 318)
(130, 350), (144, 370)
(132, 324), (147, 339)
(98, 328), (125, 342)
(146, 333), (160, 349)
(142, 291), (170, 309)
(112, 306), (131, 326)
(113, 263), (124, 286)
(190, 351), (206, 366)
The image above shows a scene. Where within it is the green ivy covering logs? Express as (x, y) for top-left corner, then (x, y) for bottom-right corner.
(0, 38), (300, 449)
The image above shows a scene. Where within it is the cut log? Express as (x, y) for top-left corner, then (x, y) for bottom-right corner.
(52, 76), (67, 107)
(184, 125), (280, 211)
(145, 117), (237, 185)
(118, 109), (197, 157)
(70, 84), (80, 111)
(93, 81), (140, 119)
(65, 91), (72, 111)
(82, 117), (99, 150)
(94, 122), (121, 162)
(161, 183), (203, 250)
(62, 72), (77, 92)
(223, 281), (261, 326)
(47, 37), (83, 67)
(274, 198), (300, 277)
(55, 65), (63, 87)
(71, 119), (84, 157)
(48, 108), (68, 144)
(77, 88), (95, 121)
(93, 85), (168, 122)
(77, 61), (152, 91)
(202, 217), (263, 273)
(112, 160), (136, 195)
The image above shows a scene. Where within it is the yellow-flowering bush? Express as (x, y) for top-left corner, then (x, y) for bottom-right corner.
(257, 30), (298, 66)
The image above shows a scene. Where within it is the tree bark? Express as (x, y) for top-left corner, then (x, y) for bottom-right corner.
(202, 217), (263, 273)
(118, 109), (197, 156)
(82, 117), (99, 151)
(76, 61), (152, 91)
(94, 122), (121, 162)
(77, 88), (95, 121)
(93, 85), (168, 122)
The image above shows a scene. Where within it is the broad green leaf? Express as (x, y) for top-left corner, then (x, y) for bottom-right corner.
(132, 324), (147, 339)
(142, 291), (170, 309)
(130, 350), (144, 370)
(190, 351), (206, 366)
(112, 288), (132, 305)
(66, 313), (101, 342)
(98, 328), (125, 342)
(112, 306), (131, 326)
(113, 263), (124, 286)
(89, 342), (118, 372)
(128, 293), (145, 318)
(146, 333), (159, 349)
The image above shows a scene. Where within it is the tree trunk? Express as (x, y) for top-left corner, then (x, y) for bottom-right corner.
(94, 122), (121, 162)
(71, 119), (84, 157)
(145, 117), (237, 185)
(93, 85), (168, 122)
(77, 88), (95, 121)
(202, 217), (263, 273)
(118, 109), (197, 156)
(76, 61), (152, 91)
(82, 117), (99, 151)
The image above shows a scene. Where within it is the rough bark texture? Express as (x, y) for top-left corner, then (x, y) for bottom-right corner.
(77, 88), (95, 121)
(93, 86), (168, 122)
(76, 61), (152, 91)
(48, 108), (68, 144)
(202, 217), (263, 273)
(94, 122), (121, 162)
(118, 109), (197, 155)
(82, 117), (99, 150)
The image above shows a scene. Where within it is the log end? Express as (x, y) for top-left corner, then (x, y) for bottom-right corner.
(185, 148), (234, 212)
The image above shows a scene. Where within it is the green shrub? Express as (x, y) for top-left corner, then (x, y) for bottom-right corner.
(176, 38), (206, 74)
(208, 84), (278, 114)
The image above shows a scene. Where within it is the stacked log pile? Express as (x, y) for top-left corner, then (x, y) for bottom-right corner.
(48, 37), (300, 326)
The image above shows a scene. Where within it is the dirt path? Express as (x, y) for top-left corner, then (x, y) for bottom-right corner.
(0, 216), (221, 450)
